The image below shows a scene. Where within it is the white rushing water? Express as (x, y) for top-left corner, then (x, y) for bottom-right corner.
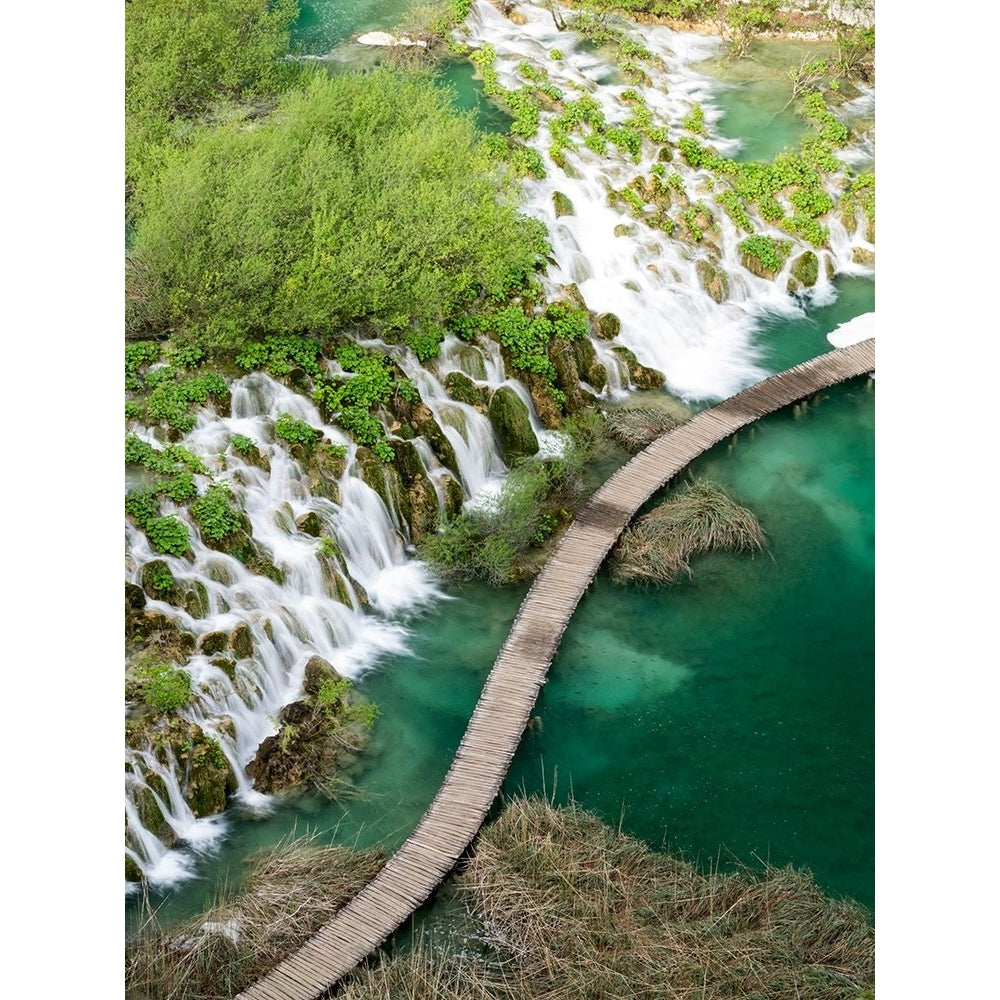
(126, 1), (875, 894)
(459, 1), (875, 401)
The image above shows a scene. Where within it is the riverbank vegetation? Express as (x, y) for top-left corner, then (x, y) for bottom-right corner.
(125, 796), (874, 999)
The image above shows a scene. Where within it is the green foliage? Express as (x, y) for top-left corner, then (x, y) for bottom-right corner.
(274, 413), (321, 448)
(317, 536), (340, 558)
(505, 88), (542, 139)
(789, 186), (834, 219)
(125, 401), (144, 422)
(140, 369), (229, 432)
(605, 125), (642, 162)
(682, 104), (707, 135)
(129, 70), (549, 350)
(230, 434), (258, 456)
(163, 472), (198, 503)
(125, 341), (161, 381)
(716, 190), (753, 232)
(403, 326), (445, 361)
(550, 48), (565, 61)
(544, 302), (589, 342)
(139, 662), (193, 713)
(491, 306), (557, 379)
(740, 235), (788, 273)
(126, 490), (162, 529)
(165, 342), (205, 369)
(781, 214), (829, 248)
(191, 484), (244, 542)
(125, 0), (299, 191)
(316, 676), (351, 711)
(235, 335), (324, 378)
(144, 561), (176, 593)
(145, 516), (192, 556)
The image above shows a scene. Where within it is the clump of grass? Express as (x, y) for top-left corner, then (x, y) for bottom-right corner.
(611, 479), (766, 584)
(454, 796), (874, 1000)
(601, 405), (679, 450)
(125, 835), (383, 1000)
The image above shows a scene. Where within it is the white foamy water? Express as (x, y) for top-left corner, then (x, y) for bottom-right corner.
(460, 1), (874, 402)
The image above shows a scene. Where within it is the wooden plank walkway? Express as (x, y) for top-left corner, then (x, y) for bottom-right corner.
(237, 339), (875, 1000)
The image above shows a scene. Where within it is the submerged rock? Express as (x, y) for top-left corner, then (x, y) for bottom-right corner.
(488, 386), (540, 463)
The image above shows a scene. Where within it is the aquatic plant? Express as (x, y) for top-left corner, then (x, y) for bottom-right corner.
(611, 480), (766, 584)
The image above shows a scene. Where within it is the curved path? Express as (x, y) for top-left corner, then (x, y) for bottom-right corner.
(238, 339), (875, 1000)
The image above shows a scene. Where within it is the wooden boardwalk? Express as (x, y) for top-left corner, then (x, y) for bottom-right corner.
(237, 339), (875, 1000)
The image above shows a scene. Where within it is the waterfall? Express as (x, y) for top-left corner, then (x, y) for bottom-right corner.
(459, 1), (875, 403)
(125, 372), (442, 891)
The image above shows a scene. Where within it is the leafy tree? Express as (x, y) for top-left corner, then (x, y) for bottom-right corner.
(128, 69), (549, 350)
(125, 0), (299, 192)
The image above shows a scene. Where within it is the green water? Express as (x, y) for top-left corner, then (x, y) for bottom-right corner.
(506, 379), (874, 911)
(435, 60), (514, 134)
(698, 39), (837, 161)
(291, 0), (420, 53)
(759, 275), (875, 374)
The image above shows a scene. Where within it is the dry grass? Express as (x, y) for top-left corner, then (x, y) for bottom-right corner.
(125, 834), (383, 1000)
(611, 480), (766, 585)
(601, 406), (680, 451)
(335, 797), (872, 1000)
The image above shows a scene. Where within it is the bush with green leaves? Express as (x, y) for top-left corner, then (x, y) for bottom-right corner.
(125, 0), (299, 193)
(191, 484), (244, 542)
(274, 414), (322, 448)
(138, 662), (193, 713)
(235, 335), (324, 379)
(128, 69), (549, 350)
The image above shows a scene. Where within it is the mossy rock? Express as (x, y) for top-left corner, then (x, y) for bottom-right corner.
(296, 511), (323, 537)
(453, 345), (488, 381)
(518, 368), (562, 430)
(184, 733), (236, 817)
(126, 582), (146, 614)
(561, 283), (589, 312)
(852, 247), (875, 266)
(391, 439), (426, 485)
(549, 337), (586, 415)
(272, 502), (296, 534)
(356, 446), (410, 534)
(198, 630), (228, 656)
(613, 223), (637, 238)
(571, 338), (608, 392)
(789, 251), (820, 291)
(412, 403), (459, 475)
(229, 623), (254, 659)
(444, 370), (484, 408)
(210, 656), (237, 679)
(594, 312), (621, 340)
(553, 190), (575, 217)
(695, 258), (730, 303)
(231, 441), (270, 473)
(611, 346), (665, 390)
(303, 443), (347, 506)
(657, 145), (673, 162)
(303, 655), (340, 696)
(140, 560), (176, 602)
(406, 475), (441, 545)
(125, 610), (196, 658)
(443, 474), (465, 518)
(125, 853), (142, 883)
(181, 580), (210, 619)
(488, 386), (540, 464)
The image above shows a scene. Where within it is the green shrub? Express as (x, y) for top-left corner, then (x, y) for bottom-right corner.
(191, 484), (244, 542)
(140, 662), (193, 713)
(230, 434), (258, 456)
(274, 413), (321, 447)
(145, 516), (192, 556)
(126, 491), (161, 529)
(739, 235), (788, 273)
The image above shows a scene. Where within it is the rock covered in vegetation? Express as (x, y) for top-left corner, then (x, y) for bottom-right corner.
(488, 386), (540, 463)
(695, 257), (730, 303)
(594, 312), (621, 340)
(444, 370), (486, 408)
(571, 337), (608, 392)
(552, 190), (575, 217)
(246, 656), (370, 795)
(789, 250), (820, 290)
(611, 346), (665, 390)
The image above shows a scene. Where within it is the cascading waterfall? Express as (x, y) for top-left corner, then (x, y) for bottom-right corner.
(460, 1), (874, 403)
(125, 373), (445, 892)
